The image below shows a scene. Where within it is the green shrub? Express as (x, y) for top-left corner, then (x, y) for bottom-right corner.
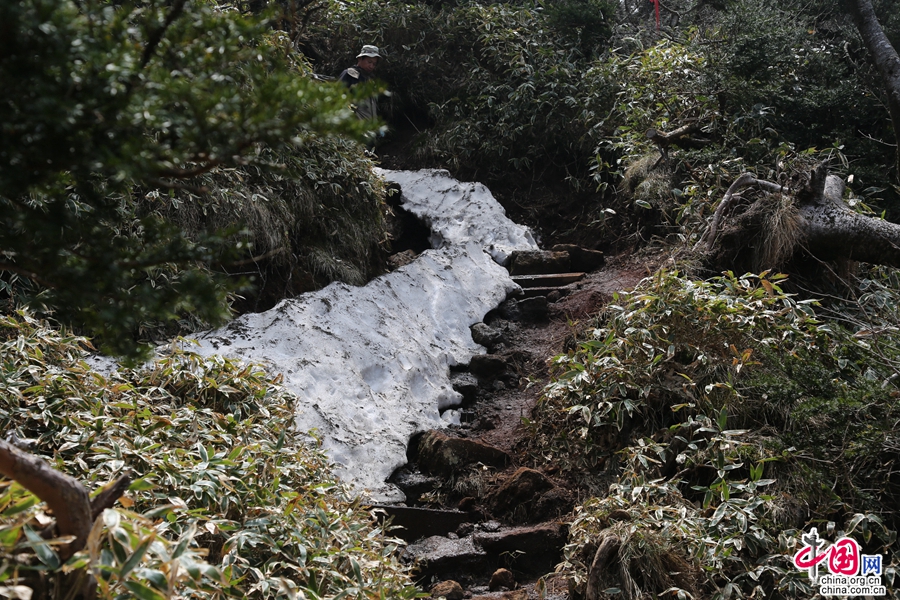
(0, 312), (419, 599)
(145, 135), (389, 316)
(0, 0), (382, 361)
(307, 0), (618, 190)
(533, 268), (900, 597)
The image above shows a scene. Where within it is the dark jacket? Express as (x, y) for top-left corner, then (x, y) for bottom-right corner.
(338, 66), (377, 120)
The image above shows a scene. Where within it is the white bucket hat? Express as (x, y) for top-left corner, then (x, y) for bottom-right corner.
(357, 45), (382, 59)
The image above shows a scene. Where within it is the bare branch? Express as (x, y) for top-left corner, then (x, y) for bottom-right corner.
(140, 0), (188, 69)
(90, 471), (133, 522)
(0, 440), (91, 560)
(698, 173), (787, 251)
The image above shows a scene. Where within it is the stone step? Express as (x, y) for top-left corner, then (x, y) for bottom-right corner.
(519, 286), (566, 299)
(369, 505), (477, 542)
(511, 272), (585, 288)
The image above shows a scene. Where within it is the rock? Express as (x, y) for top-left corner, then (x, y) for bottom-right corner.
(550, 244), (605, 272)
(468, 354), (507, 377)
(387, 249), (419, 270)
(489, 568), (516, 591)
(414, 430), (511, 475)
(533, 486), (576, 521)
(479, 520), (502, 533)
(369, 504), (476, 542)
(474, 522), (569, 575)
(471, 322), (505, 348)
(387, 468), (441, 504)
(516, 296), (548, 321)
(430, 580), (465, 600)
(488, 467), (555, 515)
(449, 372), (479, 402)
(508, 250), (570, 275)
(403, 535), (486, 578)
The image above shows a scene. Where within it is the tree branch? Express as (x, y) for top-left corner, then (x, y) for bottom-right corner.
(140, 0), (188, 70)
(848, 0), (900, 175)
(0, 440), (91, 560)
(90, 471), (133, 522)
(698, 173), (787, 250)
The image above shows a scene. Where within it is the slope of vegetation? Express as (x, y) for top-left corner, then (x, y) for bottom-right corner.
(0, 313), (418, 598)
(4, 0), (900, 597)
(528, 270), (899, 597)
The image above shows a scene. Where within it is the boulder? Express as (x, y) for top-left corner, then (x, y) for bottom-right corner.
(403, 535), (486, 579)
(508, 250), (570, 275)
(488, 467), (554, 514)
(471, 322), (505, 348)
(387, 467), (441, 503)
(474, 522), (569, 575)
(430, 580), (464, 600)
(489, 568), (516, 591)
(414, 430), (511, 475)
(370, 504), (476, 542)
(516, 296), (549, 321)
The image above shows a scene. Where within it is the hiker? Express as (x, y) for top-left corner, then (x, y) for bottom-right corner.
(338, 45), (381, 120)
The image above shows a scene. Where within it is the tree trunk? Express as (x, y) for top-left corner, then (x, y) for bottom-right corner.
(848, 0), (900, 176)
(0, 439), (132, 598)
(0, 439), (92, 560)
(707, 166), (900, 270)
(798, 171), (900, 266)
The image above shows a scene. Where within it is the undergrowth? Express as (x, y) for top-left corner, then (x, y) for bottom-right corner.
(530, 269), (900, 598)
(0, 312), (418, 599)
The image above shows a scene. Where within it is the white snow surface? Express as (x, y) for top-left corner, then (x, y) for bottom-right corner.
(192, 169), (538, 501)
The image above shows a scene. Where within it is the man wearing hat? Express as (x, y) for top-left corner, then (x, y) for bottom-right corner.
(338, 45), (382, 120)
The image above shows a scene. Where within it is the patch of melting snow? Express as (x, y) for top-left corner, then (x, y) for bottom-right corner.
(194, 170), (539, 501)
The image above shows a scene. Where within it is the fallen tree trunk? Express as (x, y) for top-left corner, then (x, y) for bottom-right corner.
(797, 167), (900, 266)
(705, 165), (900, 271)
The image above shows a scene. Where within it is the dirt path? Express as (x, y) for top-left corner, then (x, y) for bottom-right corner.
(403, 253), (658, 599)
(472, 253), (654, 458)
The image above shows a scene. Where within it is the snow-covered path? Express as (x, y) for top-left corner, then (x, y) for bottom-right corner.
(193, 170), (538, 501)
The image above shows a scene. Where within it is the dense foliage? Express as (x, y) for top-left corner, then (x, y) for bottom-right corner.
(0, 0), (385, 360)
(5, 0), (900, 597)
(0, 312), (418, 599)
(309, 0), (899, 241)
(529, 270), (899, 598)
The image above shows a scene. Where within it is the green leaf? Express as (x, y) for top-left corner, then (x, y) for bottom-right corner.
(2, 495), (39, 517)
(120, 535), (154, 579)
(23, 526), (60, 570)
(128, 478), (156, 492)
(123, 581), (167, 600)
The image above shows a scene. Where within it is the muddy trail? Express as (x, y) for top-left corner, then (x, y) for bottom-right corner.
(380, 252), (654, 600)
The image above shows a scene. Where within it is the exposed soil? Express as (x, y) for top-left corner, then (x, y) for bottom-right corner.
(473, 253), (656, 456)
